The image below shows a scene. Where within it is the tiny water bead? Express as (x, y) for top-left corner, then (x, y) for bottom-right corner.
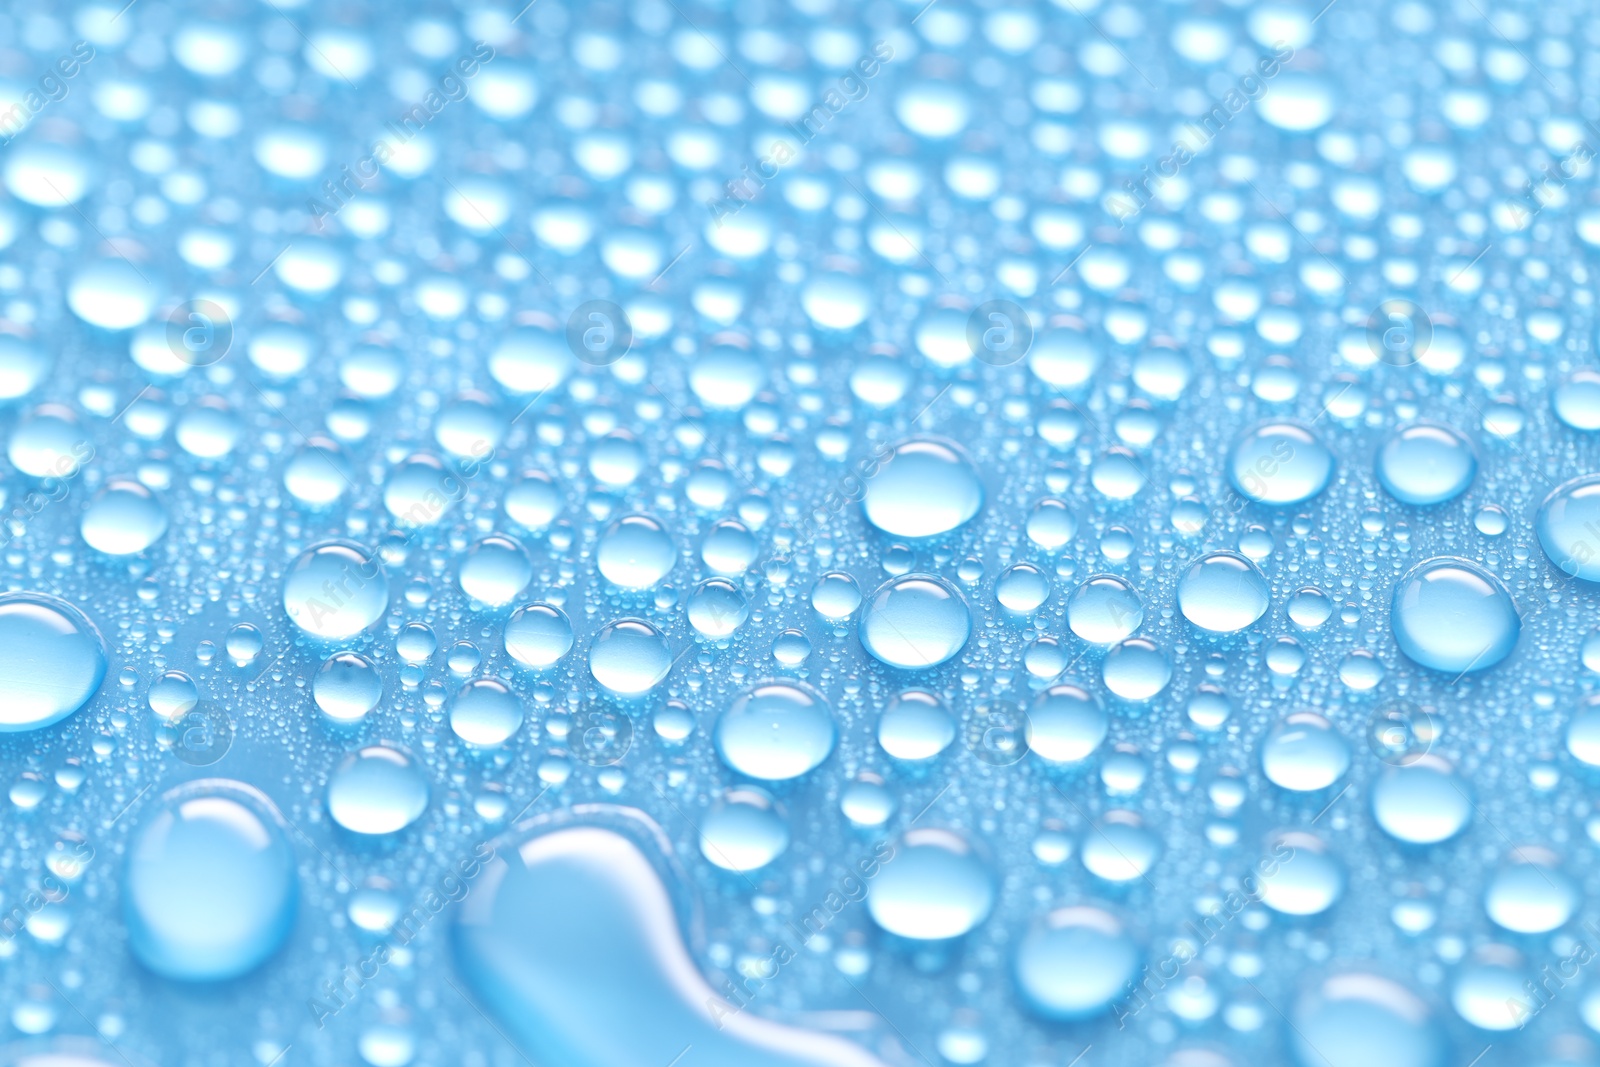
(859, 574), (972, 669)
(1176, 551), (1270, 633)
(714, 682), (836, 781)
(1536, 474), (1600, 581)
(1390, 557), (1520, 674)
(861, 437), (984, 538)
(282, 541), (388, 639)
(327, 744), (430, 835)
(0, 593), (107, 732)
(123, 781), (299, 981)
(1227, 422), (1334, 505)
(1013, 906), (1140, 1021)
(1375, 423), (1477, 506)
(588, 619), (672, 695)
(867, 829), (995, 940)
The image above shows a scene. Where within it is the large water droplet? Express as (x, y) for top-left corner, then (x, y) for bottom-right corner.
(1013, 906), (1139, 1020)
(0, 592), (107, 732)
(327, 744), (429, 835)
(868, 828), (994, 939)
(1176, 550), (1270, 632)
(123, 781), (299, 981)
(859, 574), (971, 669)
(1227, 422), (1333, 505)
(1390, 557), (1519, 673)
(862, 438), (983, 538)
(714, 682), (836, 780)
(283, 541), (388, 639)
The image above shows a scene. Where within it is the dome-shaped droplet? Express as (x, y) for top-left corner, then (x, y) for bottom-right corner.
(1291, 973), (1446, 1067)
(0, 592), (108, 732)
(860, 574), (971, 669)
(1376, 423), (1476, 505)
(1227, 422), (1334, 505)
(1067, 574), (1143, 643)
(877, 689), (956, 761)
(699, 787), (789, 871)
(1536, 475), (1600, 581)
(862, 438), (983, 538)
(448, 679), (524, 747)
(1014, 906), (1140, 1021)
(1262, 712), (1350, 792)
(1390, 557), (1519, 673)
(504, 603), (574, 668)
(327, 744), (429, 835)
(1371, 755), (1472, 844)
(1176, 551), (1269, 633)
(283, 541), (387, 639)
(868, 828), (994, 939)
(1483, 846), (1576, 934)
(80, 479), (168, 556)
(123, 780), (298, 981)
(1026, 683), (1107, 764)
(597, 514), (676, 589)
(313, 652), (382, 723)
(715, 682), (836, 780)
(588, 618), (671, 695)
